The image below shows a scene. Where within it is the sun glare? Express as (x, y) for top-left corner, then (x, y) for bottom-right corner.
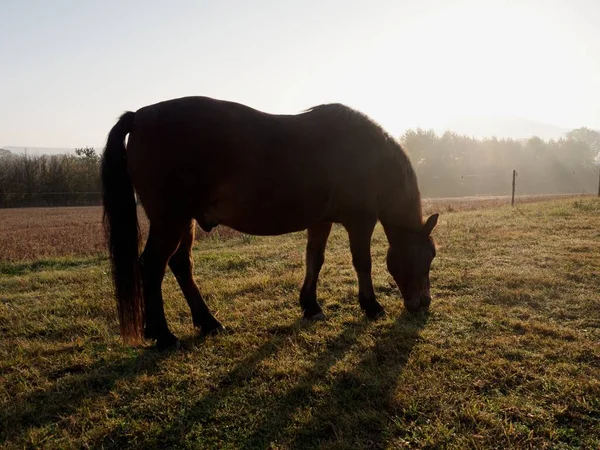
(342, 1), (597, 136)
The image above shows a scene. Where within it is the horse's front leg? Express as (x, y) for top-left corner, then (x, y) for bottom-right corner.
(345, 219), (385, 319)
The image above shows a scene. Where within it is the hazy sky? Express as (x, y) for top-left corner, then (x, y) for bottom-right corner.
(1, 0), (599, 148)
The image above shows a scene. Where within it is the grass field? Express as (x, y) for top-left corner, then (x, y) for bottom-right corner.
(1, 197), (600, 449)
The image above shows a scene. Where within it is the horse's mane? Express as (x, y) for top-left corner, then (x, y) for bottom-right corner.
(304, 103), (411, 165)
(304, 103), (423, 228)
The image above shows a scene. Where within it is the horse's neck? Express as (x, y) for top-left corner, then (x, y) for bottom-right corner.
(378, 178), (423, 237)
(377, 142), (423, 227)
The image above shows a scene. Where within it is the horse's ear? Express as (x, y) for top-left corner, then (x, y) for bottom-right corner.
(423, 213), (439, 236)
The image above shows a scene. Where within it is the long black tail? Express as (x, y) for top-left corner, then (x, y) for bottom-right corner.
(101, 111), (143, 343)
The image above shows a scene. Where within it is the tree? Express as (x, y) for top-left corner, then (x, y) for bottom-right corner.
(75, 147), (99, 162)
(564, 128), (600, 165)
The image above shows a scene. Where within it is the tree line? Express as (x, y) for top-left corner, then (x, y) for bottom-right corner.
(401, 127), (599, 198)
(0, 148), (102, 207)
(1, 127), (599, 207)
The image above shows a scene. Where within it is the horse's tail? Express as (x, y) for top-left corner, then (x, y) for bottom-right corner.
(101, 111), (143, 344)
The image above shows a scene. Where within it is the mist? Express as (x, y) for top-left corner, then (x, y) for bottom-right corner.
(402, 127), (600, 198)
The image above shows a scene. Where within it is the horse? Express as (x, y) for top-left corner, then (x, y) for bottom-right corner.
(101, 96), (439, 349)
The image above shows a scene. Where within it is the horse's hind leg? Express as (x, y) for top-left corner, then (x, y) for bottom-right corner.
(168, 220), (224, 336)
(141, 222), (183, 349)
(300, 222), (332, 320)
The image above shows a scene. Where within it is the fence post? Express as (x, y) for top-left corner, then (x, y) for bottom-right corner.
(597, 167), (600, 197)
(511, 169), (517, 206)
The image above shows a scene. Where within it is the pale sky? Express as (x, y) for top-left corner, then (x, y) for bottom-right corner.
(1, 0), (599, 148)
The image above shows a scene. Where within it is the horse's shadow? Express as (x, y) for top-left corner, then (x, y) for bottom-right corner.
(0, 320), (304, 446)
(152, 310), (427, 449)
(243, 311), (428, 449)
(2, 312), (427, 449)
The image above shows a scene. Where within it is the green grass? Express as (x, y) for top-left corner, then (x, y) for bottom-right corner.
(1, 198), (600, 449)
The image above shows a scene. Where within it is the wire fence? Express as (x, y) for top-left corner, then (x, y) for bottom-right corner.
(1, 169), (598, 209)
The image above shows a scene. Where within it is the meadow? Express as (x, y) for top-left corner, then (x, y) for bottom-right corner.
(1, 197), (599, 449)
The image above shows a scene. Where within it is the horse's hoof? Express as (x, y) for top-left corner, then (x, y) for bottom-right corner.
(406, 305), (429, 316)
(201, 323), (226, 337)
(404, 299), (422, 314)
(366, 308), (386, 320)
(304, 311), (326, 321)
(144, 327), (157, 340)
(156, 333), (180, 351)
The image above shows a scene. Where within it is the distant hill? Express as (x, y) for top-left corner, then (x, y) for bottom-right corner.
(435, 116), (571, 141)
(4, 147), (78, 156)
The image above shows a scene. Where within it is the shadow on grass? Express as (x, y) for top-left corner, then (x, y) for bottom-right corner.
(149, 311), (427, 449)
(1, 312), (427, 449)
(246, 311), (428, 449)
(0, 343), (172, 445)
(0, 320), (305, 447)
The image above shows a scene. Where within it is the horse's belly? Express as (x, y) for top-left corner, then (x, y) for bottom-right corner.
(210, 197), (330, 236)
(223, 219), (309, 236)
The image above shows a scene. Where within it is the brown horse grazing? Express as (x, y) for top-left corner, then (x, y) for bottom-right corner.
(101, 96), (439, 349)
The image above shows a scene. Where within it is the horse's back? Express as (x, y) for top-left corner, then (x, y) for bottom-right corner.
(125, 97), (392, 233)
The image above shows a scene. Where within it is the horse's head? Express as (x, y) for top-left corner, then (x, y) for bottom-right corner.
(386, 214), (438, 313)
